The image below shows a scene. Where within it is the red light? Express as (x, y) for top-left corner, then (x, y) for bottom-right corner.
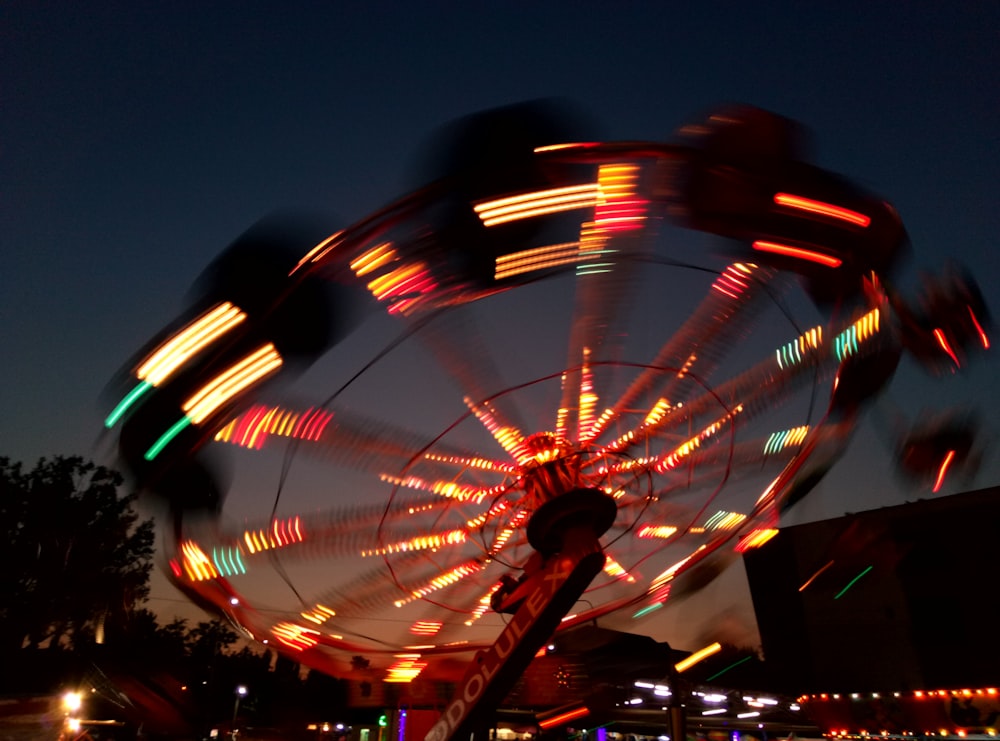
(712, 283), (740, 300)
(799, 560), (834, 592)
(409, 620), (443, 636)
(752, 240), (843, 268)
(539, 706), (590, 730)
(303, 408), (333, 440)
(967, 306), (990, 349)
(932, 328), (960, 367)
(593, 199), (647, 232)
(533, 142), (601, 152)
(932, 449), (956, 493)
(774, 193), (872, 227)
(273, 518), (289, 546)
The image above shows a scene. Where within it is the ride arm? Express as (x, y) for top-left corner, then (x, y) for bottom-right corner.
(424, 526), (606, 741)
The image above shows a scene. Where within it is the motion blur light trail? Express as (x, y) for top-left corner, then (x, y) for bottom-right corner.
(102, 101), (991, 687)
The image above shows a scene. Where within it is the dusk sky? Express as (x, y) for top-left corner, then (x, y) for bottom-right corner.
(3, 2), (998, 649)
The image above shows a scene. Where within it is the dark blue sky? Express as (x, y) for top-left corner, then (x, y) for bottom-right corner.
(3, 2), (998, 639)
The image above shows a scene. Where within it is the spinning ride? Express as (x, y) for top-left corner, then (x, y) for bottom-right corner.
(103, 102), (990, 734)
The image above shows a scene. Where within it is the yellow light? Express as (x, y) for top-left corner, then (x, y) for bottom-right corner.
(657, 405), (742, 472)
(465, 583), (504, 626)
(367, 262), (429, 300)
(290, 230), (343, 274)
(755, 474), (784, 506)
(385, 654), (427, 683)
(350, 241), (396, 277)
(63, 691), (82, 713)
(704, 510), (747, 531)
(301, 604), (336, 625)
(464, 397), (528, 462)
(216, 405), (334, 448)
(494, 241), (583, 280)
(272, 622), (320, 651)
(180, 540), (218, 582)
(474, 183), (601, 226)
(380, 473), (489, 504)
(578, 347), (598, 440)
(675, 642), (722, 673)
(394, 561), (484, 607)
(603, 557), (636, 582)
(489, 527), (516, 555)
(360, 529), (468, 557)
(736, 528), (779, 551)
(409, 621), (443, 636)
(423, 452), (515, 474)
(474, 183), (598, 214)
(482, 194), (601, 225)
(240, 516), (304, 554)
(643, 398), (672, 426)
(650, 545), (707, 590)
(137, 302), (247, 386)
(183, 344), (282, 424)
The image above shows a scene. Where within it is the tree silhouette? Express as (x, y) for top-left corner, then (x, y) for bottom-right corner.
(0, 455), (155, 653)
(0, 455), (352, 733)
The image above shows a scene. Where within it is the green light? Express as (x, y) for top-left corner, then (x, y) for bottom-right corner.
(234, 547), (246, 574)
(705, 510), (727, 528)
(226, 547), (246, 576)
(144, 416), (193, 460)
(834, 326), (859, 362)
(777, 338), (805, 370)
(378, 715), (388, 728)
(213, 548), (227, 577)
(577, 264), (614, 276)
(763, 432), (778, 455)
(104, 381), (153, 428)
(834, 565), (873, 600)
(766, 429), (791, 455)
(632, 603), (663, 619)
(213, 546), (246, 577)
(705, 655), (752, 682)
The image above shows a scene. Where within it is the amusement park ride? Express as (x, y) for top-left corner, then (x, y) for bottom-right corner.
(101, 101), (991, 740)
